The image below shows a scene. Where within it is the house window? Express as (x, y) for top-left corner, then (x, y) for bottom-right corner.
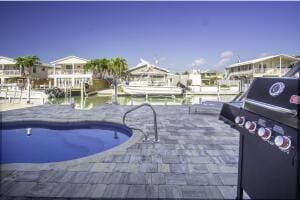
(33, 66), (36, 73)
(42, 67), (45, 71)
(66, 65), (72, 69)
(263, 64), (267, 68)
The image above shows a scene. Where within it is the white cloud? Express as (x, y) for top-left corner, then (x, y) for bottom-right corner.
(191, 57), (206, 67)
(258, 52), (269, 58)
(214, 51), (234, 68)
(220, 51), (234, 59)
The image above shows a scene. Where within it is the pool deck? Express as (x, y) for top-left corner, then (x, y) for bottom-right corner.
(0, 103), (39, 112)
(1, 104), (244, 199)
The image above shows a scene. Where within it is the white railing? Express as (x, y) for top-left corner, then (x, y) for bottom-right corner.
(49, 69), (91, 75)
(254, 68), (279, 74)
(217, 80), (241, 86)
(254, 68), (290, 76)
(74, 69), (85, 74)
(228, 69), (254, 76)
(228, 68), (291, 78)
(0, 70), (21, 76)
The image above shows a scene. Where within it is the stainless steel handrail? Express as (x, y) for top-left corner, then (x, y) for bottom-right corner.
(122, 103), (159, 142)
(245, 98), (298, 117)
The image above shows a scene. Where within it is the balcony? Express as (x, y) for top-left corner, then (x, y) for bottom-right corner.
(0, 70), (22, 77)
(253, 68), (290, 77)
(228, 69), (254, 76)
(228, 68), (291, 78)
(49, 69), (92, 75)
(48, 69), (93, 79)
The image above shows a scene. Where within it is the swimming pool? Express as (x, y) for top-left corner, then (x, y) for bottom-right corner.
(1, 121), (132, 164)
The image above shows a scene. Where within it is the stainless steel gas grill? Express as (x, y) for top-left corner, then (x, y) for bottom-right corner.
(219, 65), (300, 199)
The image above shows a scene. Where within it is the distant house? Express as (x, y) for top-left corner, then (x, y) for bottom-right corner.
(126, 58), (172, 85)
(123, 59), (183, 94)
(49, 56), (92, 89)
(201, 70), (223, 85)
(0, 56), (20, 84)
(0, 56), (52, 85)
(225, 54), (300, 81)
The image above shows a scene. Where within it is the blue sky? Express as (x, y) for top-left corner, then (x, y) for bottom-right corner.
(0, 1), (299, 72)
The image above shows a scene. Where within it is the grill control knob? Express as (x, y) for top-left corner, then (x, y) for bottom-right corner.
(274, 136), (291, 151)
(245, 121), (257, 132)
(235, 116), (245, 126)
(258, 127), (272, 140)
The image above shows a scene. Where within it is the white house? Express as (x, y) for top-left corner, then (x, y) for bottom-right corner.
(123, 59), (182, 95)
(225, 54), (300, 81)
(0, 56), (52, 85)
(126, 58), (173, 86)
(0, 56), (20, 84)
(49, 56), (92, 89)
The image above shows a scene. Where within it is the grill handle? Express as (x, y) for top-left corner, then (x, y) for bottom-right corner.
(245, 99), (298, 117)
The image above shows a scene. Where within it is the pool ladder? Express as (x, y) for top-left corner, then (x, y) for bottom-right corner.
(122, 103), (159, 142)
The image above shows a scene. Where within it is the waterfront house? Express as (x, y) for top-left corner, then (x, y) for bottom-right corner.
(201, 70), (223, 85)
(225, 54), (300, 81)
(0, 56), (52, 87)
(123, 59), (182, 95)
(49, 56), (92, 89)
(126, 58), (172, 85)
(0, 56), (20, 84)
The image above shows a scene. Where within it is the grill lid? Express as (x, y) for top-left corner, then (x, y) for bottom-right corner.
(244, 77), (299, 129)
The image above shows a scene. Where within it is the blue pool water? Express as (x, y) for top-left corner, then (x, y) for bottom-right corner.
(1, 121), (132, 164)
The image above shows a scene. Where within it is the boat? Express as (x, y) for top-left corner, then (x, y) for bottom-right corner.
(122, 59), (183, 95)
(122, 83), (182, 95)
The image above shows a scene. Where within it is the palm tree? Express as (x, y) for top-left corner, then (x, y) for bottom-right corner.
(15, 55), (40, 76)
(110, 57), (128, 78)
(84, 60), (95, 73)
(15, 55), (40, 103)
(98, 58), (110, 79)
(84, 58), (111, 79)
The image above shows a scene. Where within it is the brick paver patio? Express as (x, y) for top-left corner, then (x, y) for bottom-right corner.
(1, 104), (242, 199)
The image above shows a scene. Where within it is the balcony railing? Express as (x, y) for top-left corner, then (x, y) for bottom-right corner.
(49, 69), (92, 75)
(228, 69), (254, 76)
(0, 70), (21, 76)
(228, 68), (291, 77)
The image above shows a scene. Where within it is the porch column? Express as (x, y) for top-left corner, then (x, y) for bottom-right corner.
(279, 55), (282, 77)
(54, 78), (57, 87)
(53, 64), (56, 75)
(1, 64), (4, 70)
(72, 77), (75, 88)
(72, 63), (75, 74)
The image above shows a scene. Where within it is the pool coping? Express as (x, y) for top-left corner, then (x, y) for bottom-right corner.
(0, 120), (143, 171)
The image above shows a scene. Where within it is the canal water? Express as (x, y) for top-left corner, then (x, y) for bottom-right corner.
(47, 94), (236, 109)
